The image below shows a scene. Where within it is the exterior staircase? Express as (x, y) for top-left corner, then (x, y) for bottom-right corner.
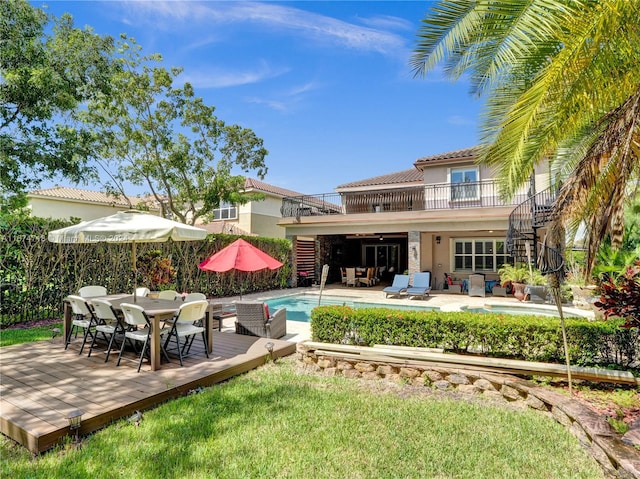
(506, 185), (565, 276)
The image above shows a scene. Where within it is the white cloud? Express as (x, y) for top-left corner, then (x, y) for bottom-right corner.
(179, 62), (289, 89)
(120, 1), (407, 56)
(357, 14), (414, 32)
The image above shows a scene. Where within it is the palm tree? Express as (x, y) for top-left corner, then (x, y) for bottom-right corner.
(411, 0), (640, 277)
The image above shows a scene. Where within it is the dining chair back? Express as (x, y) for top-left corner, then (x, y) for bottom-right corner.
(157, 290), (179, 300)
(135, 287), (150, 297)
(345, 267), (357, 287)
(184, 292), (207, 302)
(117, 302), (170, 372)
(163, 300), (210, 366)
(88, 299), (124, 362)
(65, 295), (99, 355)
(78, 285), (107, 298)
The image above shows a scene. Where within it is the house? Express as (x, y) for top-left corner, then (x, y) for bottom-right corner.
(199, 178), (309, 239)
(26, 186), (161, 221)
(27, 178), (309, 240)
(279, 146), (554, 288)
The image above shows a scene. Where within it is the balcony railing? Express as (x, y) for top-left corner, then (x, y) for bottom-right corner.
(281, 180), (528, 217)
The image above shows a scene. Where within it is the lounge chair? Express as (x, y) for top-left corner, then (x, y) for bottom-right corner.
(405, 272), (432, 300)
(234, 301), (287, 339)
(468, 274), (486, 297)
(382, 274), (410, 298)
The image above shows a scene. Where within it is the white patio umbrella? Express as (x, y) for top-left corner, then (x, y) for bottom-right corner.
(48, 210), (207, 301)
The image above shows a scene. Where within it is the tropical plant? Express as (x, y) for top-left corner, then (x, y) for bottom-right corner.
(411, 0), (640, 278)
(594, 260), (640, 332)
(135, 250), (176, 290)
(497, 263), (530, 284)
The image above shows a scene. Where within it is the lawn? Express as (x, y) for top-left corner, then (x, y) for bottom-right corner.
(1, 357), (604, 479)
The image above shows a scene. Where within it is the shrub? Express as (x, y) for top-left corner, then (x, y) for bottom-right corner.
(594, 259), (640, 332)
(310, 306), (639, 369)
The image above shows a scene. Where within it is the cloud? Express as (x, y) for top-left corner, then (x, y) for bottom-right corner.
(120, 1), (407, 56)
(245, 80), (322, 112)
(179, 61), (289, 89)
(357, 14), (414, 32)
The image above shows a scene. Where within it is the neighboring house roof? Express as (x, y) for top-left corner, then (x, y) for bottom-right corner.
(28, 186), (157, 208)
(243, 178), (306, 198)
(413, 146), (479, 167)
(336, 168), (423, 191)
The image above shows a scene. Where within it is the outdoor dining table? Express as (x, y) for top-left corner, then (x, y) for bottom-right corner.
(62, 294), (216, 371)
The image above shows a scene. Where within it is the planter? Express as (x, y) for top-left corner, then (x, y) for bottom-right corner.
(525, 285), (547, 303)
(513, 282), (527, 301)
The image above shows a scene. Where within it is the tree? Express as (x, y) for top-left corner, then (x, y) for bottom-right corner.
(0, 0), (116, 211)
(411, 0), (640, 277)
(82, 36), (268, 224)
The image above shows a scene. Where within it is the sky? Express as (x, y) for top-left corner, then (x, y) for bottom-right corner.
(37, 0), (483, 196)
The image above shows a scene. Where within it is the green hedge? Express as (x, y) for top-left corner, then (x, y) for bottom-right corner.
(1, 214), (292, 325)
(310, 306), (639, 369)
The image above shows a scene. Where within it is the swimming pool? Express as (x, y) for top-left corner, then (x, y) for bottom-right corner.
(263, 294), (593, 322)
(265, 294), (437, 322)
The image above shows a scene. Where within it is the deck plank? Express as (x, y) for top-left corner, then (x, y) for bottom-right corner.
(1, 331), (296, 453)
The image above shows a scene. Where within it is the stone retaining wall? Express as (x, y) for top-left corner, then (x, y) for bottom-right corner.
(297, 343), (640, 479)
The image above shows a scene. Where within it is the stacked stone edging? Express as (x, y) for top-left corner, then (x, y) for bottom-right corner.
(297, 342), (640, 479)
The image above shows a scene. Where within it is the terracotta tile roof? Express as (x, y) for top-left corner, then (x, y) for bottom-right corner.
(414, 146), (479, 166)
(243, 178), (306, 198)
(28, 186), (154, 207)
(336, 168), (423, 189)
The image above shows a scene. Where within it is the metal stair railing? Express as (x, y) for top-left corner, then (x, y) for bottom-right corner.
(506, 186), (558, 264)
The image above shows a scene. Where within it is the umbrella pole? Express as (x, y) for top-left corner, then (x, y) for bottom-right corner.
(133, 241), (137, 303)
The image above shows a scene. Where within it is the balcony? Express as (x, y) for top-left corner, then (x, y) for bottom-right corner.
(280, 180), (527, 218)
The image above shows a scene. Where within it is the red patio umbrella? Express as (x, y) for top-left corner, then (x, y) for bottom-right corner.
(198, 239), (283, 297)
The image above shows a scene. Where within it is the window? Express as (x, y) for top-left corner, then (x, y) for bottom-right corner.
(212, 202), (237, 220)
(450, 167), (479, 201)
(453, 239), (510, 272)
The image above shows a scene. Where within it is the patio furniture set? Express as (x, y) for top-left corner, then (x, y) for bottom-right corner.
(64, 286), (287, 372)
(383, 272), (506, 299)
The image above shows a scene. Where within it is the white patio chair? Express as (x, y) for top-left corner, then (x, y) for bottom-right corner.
(157, 290), (179, 300)
(468, 274), (486, 297)
(163, 300), (210, 366)
(184, 292), (207, 302)
(88, 299), (125, 362)
(78, 285), (107, 298)
(117, 302), (170, 372)
(135, 287), (150, 297)
(345, 267), (357, 287)
(65, 295), (100, 355)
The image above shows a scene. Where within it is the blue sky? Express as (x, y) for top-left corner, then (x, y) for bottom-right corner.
(38, 1), (482, 195)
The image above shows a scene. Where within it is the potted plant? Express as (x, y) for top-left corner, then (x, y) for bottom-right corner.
(525, 269), (548, 302)
(498, 263), (530, 301)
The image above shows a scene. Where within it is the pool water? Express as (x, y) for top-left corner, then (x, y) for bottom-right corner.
(265, 294), (436, 322)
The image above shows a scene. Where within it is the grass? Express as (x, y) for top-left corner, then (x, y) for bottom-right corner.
(0, 321), (63, 347)
(1, 358), (604, 479)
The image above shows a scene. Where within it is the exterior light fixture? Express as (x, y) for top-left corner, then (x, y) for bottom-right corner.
(66, 409), (83, 443)
(436, 236), (441, 244)
(265, 341), (275, 361)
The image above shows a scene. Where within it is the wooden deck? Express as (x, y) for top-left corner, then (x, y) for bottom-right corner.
(0, 332), (296, 454)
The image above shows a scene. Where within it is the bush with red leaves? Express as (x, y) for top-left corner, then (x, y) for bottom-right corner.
(594, 260), (640, 330)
